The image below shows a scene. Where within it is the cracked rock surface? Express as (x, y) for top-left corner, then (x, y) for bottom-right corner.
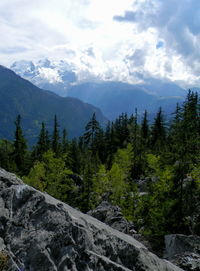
(165, 235), (200, 271)
(0, 168), (183, 271)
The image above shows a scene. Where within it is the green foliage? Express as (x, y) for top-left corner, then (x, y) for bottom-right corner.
(136, 154), (175, 246)
(52, 115), (61, 156)
(0, 65), (107, 144)
(13, 115), (29, 175)
(33, 122), (50, 160)
(92, 164), (110, 198)
(2, 90), (200, 250)
(151, 107), (166, 153)
(191, 164), (200, 187)
(24, 150), (74, 203)
(0, 139), (15, 171)
(141, 110), (150, 146)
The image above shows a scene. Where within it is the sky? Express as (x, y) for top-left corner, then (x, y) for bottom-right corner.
(1, 0), (200, 87)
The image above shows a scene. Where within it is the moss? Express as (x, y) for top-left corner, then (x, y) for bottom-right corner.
(0, 251), (9, 271)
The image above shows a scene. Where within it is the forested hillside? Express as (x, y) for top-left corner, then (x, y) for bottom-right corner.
(0, 90), (199, 251)
(0, 65), (106, 143)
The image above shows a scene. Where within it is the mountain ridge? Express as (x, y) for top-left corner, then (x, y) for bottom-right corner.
(10, 59), (186, 120)
(68, 81), (184, 119)
(0, 65), (107, 144)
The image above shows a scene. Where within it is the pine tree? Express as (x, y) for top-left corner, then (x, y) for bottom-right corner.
(84, 113), (100, 151)
(151, 107), (166, 153)
(182, 91), (200, 162)
(35, 122), (50, 159)
(62, 128), (69, 154)
(13, 115), (27, 174)
(0, 139), (14, 171)
(52, 115), (61, 156)
(68, 138), (82, 174)
(105, 121), (117, 169)
(168, 103), (183, 162)
(93, 127), (106, 163)
(141, 110), (149, 146)
(114, 113), (129, 147)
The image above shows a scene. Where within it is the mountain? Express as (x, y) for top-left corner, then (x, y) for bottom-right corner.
(11, 59), (77, 97)
(68, 81), (184, 120)
(191, 87), (200, 94)
(10, 59), (187, 97)
(140, 78), (187, 97)
(0, 168), (182, 271)
(10, 59), (186, 120)
(0, 65), (106, 144)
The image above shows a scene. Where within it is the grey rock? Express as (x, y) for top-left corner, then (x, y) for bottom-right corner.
(0, 168), (183, 271)
(0, 237), (5, 251)
(165, 234), (200, 270)
(88, 201), (136, 234)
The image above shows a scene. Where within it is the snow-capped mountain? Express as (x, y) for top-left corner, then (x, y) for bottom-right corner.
(10, 58), (189, 120)
(11, 58), (188, 98)
(11, 59), (77, 96)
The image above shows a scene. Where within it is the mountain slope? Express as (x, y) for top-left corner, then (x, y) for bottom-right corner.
(10, 60), (186, 120)
(0, 65), (106, 143)
(68, 81), (184, 119)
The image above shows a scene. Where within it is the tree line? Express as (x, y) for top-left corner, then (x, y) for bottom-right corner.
(0, 90), (199, 250)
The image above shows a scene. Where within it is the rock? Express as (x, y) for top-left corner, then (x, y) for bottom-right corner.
(88, 202), (154, 252)
(88, 201), (136, 234)
(0, 168), (183, 270)
(0, 237), (5, 251)
(165, 234), (200, 270)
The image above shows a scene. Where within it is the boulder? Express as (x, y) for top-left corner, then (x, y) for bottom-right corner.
(88, 201), (136, 234)
(165, 234), (200, 270)
(0, 168), (183, 270)
(88, 201), (154, 252)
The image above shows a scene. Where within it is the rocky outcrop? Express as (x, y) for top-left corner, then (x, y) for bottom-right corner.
(88, 201), (136, 234)
(165, 234), (200, 271)
(0, 168), (183, 271)
(88, 201), (156, 253)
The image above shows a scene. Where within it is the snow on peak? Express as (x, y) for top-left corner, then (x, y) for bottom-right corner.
(11, 60), (36, 77)
(10, 58), (78, 96)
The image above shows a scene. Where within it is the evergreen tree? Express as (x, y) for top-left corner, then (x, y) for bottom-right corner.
(62, 128), (69, 154)
(114, 113), (129, 147)
(68, 138), (82, 174)
(34, 122), (50, 160)
(13, 115), (28, 174)
(105, 121), (117, 169)
(151, 107), (166, 153)
(84, 113), (100, 153)
(93, 127), (106, 163)
(52, 115), (61, 156)
(0, 139), (14, 171)
(80, 159), (96, 212)
(182, 91), (200, 163)
(141, 110), (150, 147)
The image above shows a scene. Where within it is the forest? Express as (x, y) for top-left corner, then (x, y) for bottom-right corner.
(0, 90), (199, 251)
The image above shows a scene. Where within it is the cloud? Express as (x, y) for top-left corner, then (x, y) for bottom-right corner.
(113, 11), (136, 22)
(0, 47), (28, 54)
(125, 49), (146, 68)
(113, 0), (200, 86)
(1, 0), (200, 87)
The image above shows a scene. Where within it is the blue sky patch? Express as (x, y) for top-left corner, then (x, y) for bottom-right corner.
(156, 41), (164, 49)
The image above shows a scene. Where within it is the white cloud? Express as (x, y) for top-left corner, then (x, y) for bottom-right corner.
(1, 0), (200, 87)
(114, 0), (200, 86)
